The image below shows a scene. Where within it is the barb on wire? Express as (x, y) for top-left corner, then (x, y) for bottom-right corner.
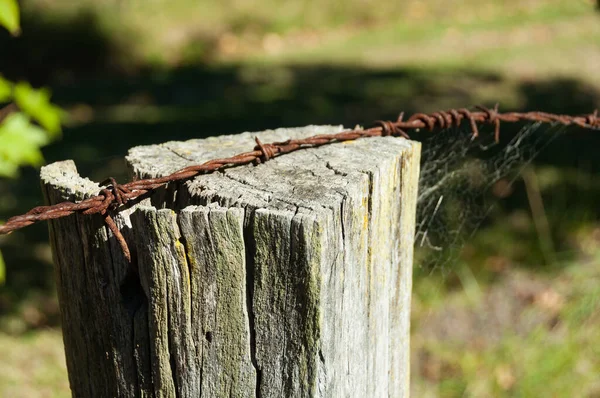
(0, 105), (598, 262)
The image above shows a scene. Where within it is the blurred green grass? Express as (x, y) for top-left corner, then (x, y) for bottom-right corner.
(0, 329), (69, 397)
(0, 0), (599, 396)
(412, 243), (600, 396)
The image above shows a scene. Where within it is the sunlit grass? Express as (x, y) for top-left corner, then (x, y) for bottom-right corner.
(247, 3), (600, 88)
(0, 329), (69, 398)
(23, 0), (597, 70)
(412, 249), (600, 397)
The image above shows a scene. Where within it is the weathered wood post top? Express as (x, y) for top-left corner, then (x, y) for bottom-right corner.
(42, 125), (421, 397)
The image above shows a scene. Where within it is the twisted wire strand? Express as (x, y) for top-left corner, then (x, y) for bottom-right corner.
(1, 106), (598, 262)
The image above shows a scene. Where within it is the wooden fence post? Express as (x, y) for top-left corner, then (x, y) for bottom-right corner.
(41, 125), (421, 397)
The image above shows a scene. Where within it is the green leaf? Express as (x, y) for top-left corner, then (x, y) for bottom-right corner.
(0, 0), (20, 36)
(0, 247), (5, 285)
(0, 75), (12, 102)
(0, 113), (50, 177)
(13, 82), (63, 136)
(0, 112), (50, 146)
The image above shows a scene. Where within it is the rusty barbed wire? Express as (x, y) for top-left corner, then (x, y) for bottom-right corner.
(0, 105), (598, 262)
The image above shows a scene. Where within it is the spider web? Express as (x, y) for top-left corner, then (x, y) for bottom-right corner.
(413, 121), (568, 272)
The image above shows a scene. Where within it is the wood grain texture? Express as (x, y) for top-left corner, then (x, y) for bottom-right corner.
(42, 125), (420, 397)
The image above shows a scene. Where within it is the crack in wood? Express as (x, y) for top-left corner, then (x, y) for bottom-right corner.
(242, 209), (263, 398)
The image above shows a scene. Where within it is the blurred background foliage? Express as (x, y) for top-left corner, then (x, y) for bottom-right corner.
(0, 0), (64, 285)
(0, 0), (599, 396)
